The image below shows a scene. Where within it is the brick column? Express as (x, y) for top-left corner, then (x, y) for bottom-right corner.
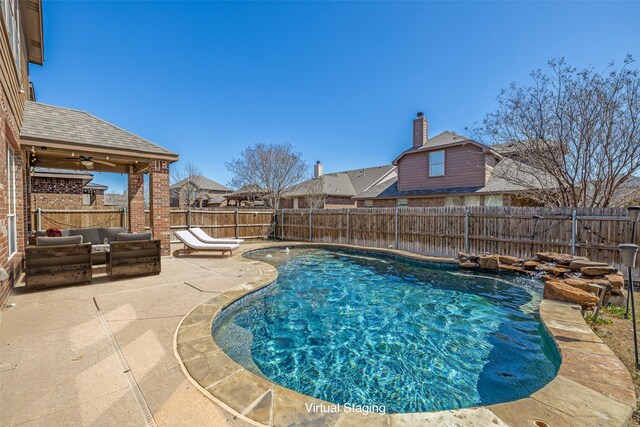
(128, 172), (145, 232)
(149, 160), (171, 256)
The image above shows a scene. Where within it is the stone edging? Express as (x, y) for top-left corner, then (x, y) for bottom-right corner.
(174, 242), (636, 426)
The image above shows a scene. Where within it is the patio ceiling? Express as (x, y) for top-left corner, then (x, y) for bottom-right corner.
(20, 101), (178, 173)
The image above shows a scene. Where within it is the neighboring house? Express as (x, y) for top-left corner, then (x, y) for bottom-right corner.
(170, 175), (232, 208)
(30, 168), (121, 210)
(224, 185), (267, 207)
(282, 161), (397, 209)
(355, 112), (540, 208)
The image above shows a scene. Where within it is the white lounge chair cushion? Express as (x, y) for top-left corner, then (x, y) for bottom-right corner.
(175, 230), (240, 251)
(188, 227), (244, 244)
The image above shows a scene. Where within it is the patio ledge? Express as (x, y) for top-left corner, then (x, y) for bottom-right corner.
(173, 242), (635, 427)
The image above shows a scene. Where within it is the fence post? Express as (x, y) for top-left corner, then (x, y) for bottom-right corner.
(187, 209), (192, 229)
(571, 209), (577, 256)
(465, 207), (470, 254)
(235, 208), (240, 239)
(309, 208), (313, 241)
(37, 208), (42, 231)
(280, 210), (284, 240)
(347, 210), (350, 245)
(395, 208), (399, 249)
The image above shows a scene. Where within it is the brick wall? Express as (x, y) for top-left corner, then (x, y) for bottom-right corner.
(128, 173), (145, 232)
(408, 197), (445, 207)
(30, 177), (110, 211)
(149, 160), (171, 256)
(0, 89), (25, 308)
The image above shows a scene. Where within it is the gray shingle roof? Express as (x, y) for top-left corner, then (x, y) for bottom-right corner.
(21, 102), (178, 157)
(285, 165), (396, 198)
(171, 175), (231, 192)
(392, 131), (495, 165)
(32, 167), (92, 177)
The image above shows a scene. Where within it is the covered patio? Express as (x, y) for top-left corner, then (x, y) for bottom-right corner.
(20, 101), (179, 255)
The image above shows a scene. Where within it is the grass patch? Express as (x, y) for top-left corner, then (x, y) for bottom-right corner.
(585, 313), (612, 325)
(603, 304), (628, 319)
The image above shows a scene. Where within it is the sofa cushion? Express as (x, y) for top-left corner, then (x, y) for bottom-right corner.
(69, 228), (101, 245)
(36, 230), (69, 237)
(99, 227), (128, 243)
(117, 232), (152, 241)
(37, 236), (83, 246)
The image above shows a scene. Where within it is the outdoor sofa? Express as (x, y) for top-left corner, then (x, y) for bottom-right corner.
(26, 227), (162, 287)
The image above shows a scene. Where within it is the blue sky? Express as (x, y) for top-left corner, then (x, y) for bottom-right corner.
(31, 1), (640, 193)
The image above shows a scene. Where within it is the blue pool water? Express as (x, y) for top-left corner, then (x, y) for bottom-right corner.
(213, 248), (560, 414)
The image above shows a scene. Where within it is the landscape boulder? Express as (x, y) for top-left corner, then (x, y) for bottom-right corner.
(569, 259), (609, 270)
(544, 280), (599, 309)
(458, 252), (479, 263)
(536, 252), (584, 265)
(478, 255), (500, 270)
(497, 255), (524, 266)
(537, 264), (570, 277)
(524, 260), (541, 270)
(605, 273), (625, 291)
(581, 266), (618, 276)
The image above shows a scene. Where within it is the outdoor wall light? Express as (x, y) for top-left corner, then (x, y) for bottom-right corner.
(619, 243), (639, 369)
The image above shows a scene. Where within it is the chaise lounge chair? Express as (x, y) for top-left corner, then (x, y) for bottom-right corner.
(174, 230), (240, 257)
(188, 227), (244, 244)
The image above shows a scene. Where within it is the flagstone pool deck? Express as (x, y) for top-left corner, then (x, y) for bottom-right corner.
(0, 241), (635, 426)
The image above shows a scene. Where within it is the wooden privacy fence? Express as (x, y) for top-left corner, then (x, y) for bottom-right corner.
(33, 208), (126, 230)
(33, 208), (275, 242)
(145, 209), (274, 242)
(275, 206), (640, 273)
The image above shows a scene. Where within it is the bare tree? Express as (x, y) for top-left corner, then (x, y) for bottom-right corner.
(482, 56), (640, 208)
(304, 177), (326, 209)
(226, 143), (308, 209)
(171, 162), (209, 208)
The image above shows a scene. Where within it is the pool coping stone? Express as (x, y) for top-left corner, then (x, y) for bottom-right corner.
(173, 241), (635, 427)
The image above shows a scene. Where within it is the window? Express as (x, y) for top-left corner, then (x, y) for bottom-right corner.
(396, 198), (408, 207)
(364, 200), (373, 208)
(82, 193), (91, 206)
(429, 150), (445, 176)
(463, 195), (481, 206)
(1, 0), (22, 78)
(484, 195), (504, 207)
(445, 196), (463, 206)
(6, 146), (17, 257)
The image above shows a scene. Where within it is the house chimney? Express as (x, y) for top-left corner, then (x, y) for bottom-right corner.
(413, 112), (428, 148)
(314, 160), (323, 178)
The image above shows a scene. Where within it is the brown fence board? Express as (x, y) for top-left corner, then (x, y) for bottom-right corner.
(277, 206), (639, 275)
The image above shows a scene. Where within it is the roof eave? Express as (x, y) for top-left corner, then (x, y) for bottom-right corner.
(21, 0), (44, 65)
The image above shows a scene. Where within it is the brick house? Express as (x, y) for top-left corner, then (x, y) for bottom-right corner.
(30, 167), (125, 210)
(170, 175), (232, 208)
(0, 2), (178, 307)
(282, 161), (397, 209)
(354, 113), (539, 208)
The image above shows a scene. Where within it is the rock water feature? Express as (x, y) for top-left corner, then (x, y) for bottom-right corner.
(458, 251), (625, 310)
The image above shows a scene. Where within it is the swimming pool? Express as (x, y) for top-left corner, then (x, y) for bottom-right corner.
(213, 247), (560, 414)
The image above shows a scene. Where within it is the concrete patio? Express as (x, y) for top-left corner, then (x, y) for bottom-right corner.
(0, 243), (267, 427)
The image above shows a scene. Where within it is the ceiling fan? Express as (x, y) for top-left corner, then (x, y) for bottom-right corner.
(64, 155), (116, 170)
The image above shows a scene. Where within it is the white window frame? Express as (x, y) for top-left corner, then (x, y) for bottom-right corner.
(429, 150), (445, 177)
(396, 198), (408, 207)
(7, 145), (17, 258)
(364, 200), (373, 208)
